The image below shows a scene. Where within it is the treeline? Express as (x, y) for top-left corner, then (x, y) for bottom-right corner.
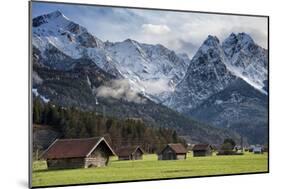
(33, 97), (186, 153)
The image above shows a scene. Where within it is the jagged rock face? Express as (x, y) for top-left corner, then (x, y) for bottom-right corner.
(189, 78), (268, 144)
(41, 44), (76, 70)
(32, 11), (63, 27)
(77, 32), (98, 48)
(166, 36), (237, 113)
(222, 32), (268, 92)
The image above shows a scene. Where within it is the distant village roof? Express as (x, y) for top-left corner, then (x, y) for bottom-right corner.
(41, 137), (115, 159)
(193, 144), (212, 151)
(160, 143), (187, 154)
(116, 146), (144, 157)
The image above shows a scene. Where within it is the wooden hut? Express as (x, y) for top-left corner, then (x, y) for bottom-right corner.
(116, 146), (144, 160)
(253, 145), (263, 154)
(192, 144), (213, 157)
(248, 145), (255, 152)
(41, 137), (116, 169)
(158, 143), (187, 160)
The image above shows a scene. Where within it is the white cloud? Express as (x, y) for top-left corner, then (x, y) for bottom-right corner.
(96, 79), (146, 104)
(96, 78), (174, 103)
(32, 71), (43, 85)
(141, 24), (171, 35)
(139, 79), (173, 95)
(131, 10), (268, 57)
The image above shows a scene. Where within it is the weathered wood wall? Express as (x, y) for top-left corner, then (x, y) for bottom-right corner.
(132, 149), (143, 160)
(158, 146), (186, 160)
(176, 154), (186, 160)
(158, 147), (176, 160)
(47, 158), (85, 169)
(193, 149), (212, 157)
(85, 142), (110, 168)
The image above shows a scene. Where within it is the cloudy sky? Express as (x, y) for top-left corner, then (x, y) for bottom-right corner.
(32, 2), (268, 57)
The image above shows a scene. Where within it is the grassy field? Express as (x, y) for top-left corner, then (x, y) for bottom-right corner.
(32, 152), (268, 187)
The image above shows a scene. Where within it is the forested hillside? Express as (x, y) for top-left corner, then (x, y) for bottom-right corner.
(33, 97), (185, 154)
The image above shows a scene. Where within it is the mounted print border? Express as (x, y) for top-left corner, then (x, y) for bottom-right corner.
(29, 0), (269, 188)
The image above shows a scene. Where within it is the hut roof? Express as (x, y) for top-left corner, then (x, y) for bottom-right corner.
(159, 143), (187, 154)
(41, 137), (116, 159)
(116, 146), (144, 157)
(192, 144), (212, 151)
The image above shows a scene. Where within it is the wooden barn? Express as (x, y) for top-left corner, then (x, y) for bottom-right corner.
(158, 143), (187, 160)
(41, 137), (116, 169)
(116, 146), (144, 160)
(192, 144), (213, 157)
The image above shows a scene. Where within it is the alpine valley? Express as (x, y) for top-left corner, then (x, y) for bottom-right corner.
(32, 11), (268, 145)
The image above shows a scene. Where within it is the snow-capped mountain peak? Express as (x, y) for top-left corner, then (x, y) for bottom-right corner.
(236, 32), (255, 45)
(204, 35), (220, 45)
(191, 35), (228, 68)
(194, 35), (220, 55)
(166, 35), (236, 112)
(32, 10), (104, 60)
(222, 32), (268, 93)
(32, 10), (69, 28)
(222, 32), (254, 58)
(46, 10), (64, 19)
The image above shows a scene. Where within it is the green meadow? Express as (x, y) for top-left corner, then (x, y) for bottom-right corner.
(32, 152), (268, 187)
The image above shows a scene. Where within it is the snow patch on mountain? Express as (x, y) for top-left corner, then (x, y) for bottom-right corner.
(224, 62), (267, 95)
(96, 79), (146, 103)
(32, 88), (50, 103)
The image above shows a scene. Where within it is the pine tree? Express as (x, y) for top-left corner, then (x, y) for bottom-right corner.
(33, 97), (41, 123)
(172, 130), (178, 143)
